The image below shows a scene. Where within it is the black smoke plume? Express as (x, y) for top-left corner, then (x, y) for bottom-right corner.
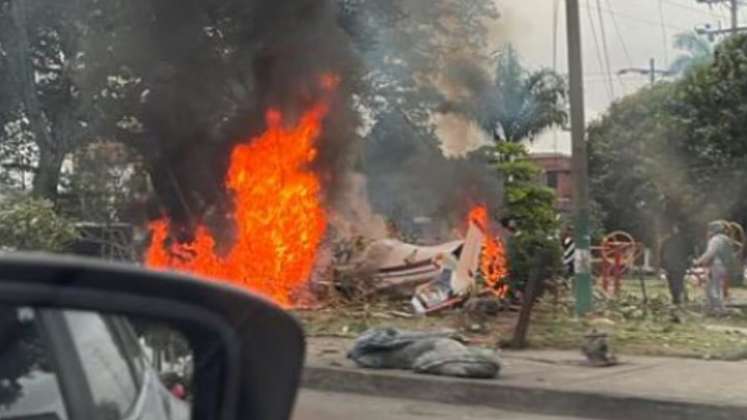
(81, 0), (360, 237)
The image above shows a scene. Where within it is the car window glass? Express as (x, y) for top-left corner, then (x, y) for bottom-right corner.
(0, 305), (68, 420)
(110, 317), (147, 387)
(63, 310), (138, 420)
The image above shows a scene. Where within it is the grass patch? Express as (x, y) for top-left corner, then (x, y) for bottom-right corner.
(296, 277), (747, 361)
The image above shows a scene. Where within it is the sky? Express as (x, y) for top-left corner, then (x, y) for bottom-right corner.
(491, 0), (733, 155)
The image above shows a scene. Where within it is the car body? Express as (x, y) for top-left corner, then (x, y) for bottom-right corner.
(0, 304), (190, 420)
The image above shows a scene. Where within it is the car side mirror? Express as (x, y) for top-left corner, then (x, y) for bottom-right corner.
(0, 253), (305, 420)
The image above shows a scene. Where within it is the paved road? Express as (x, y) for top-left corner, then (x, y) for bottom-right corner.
(293, 390), (597, 420)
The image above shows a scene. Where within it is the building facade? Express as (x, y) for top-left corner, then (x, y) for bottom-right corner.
(528, 152), (573, 212)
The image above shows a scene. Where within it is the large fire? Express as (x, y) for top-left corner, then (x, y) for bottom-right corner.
(146, 92), (333, 307)
(469, 205), (509, 297)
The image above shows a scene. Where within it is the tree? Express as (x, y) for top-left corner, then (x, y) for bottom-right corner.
(673, 33), (747, 229)
(340, 0), (503, 233)
(4, 0), (363, 231)
(669, 31), (714, 75)
(0, 1), (95, 200)
(481, 45), (567, 143)
(588, 34), (747, 253)
(493, 142), (562, 348)
(338, 0), (500, 131)
(494, 142), (558, 234)
(588, 83), (696, 246)
(467, 47), (566, 348)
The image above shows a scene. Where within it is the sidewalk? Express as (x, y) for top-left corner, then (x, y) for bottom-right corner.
(303, 337), (747, 420)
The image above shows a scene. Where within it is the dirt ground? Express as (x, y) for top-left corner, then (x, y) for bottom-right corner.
(295, 276), (747, 361)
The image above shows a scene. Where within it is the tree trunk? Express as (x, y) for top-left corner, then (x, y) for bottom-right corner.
(510, 267), (542, 349)
(32, 146), (64, 200)
(10, 0), (65, 201)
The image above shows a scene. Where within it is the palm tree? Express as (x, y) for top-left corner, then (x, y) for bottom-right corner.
(669, 31), (714, 75)
(482, 45), (567, 143)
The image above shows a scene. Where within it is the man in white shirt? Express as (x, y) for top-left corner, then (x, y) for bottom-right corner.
(695, 222), (733, 314)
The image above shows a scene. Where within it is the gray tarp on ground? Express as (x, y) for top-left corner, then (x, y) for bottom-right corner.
(347, 328), (501, 379)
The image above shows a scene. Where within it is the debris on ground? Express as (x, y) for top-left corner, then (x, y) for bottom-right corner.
(581, 329), (618, 367)
(347, 328), (501, 379)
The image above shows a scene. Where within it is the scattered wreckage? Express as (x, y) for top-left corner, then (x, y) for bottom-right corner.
(334, 214), (508, 314)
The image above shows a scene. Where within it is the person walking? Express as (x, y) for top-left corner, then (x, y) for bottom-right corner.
(695, 222), (733, 315)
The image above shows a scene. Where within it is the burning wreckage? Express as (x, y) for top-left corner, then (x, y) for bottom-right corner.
(334, 206), (509, 314)
(142, 74), (508, 314)
(131, 0), (505, 380)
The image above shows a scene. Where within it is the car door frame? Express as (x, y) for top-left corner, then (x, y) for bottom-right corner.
(37, 308), (98, 420)
(0, 254), (304, 420)
(40, 308), (158, 420)
(107, 315), (165, 420)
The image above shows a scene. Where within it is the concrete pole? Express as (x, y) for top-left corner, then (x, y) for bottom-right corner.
(732, 0), (739, 35)
(650, 58), (656, 85)
(565, 0), (593, 315)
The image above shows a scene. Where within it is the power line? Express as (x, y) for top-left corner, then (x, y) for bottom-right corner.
(661, 0), (721, 17)
(658, 0), (670, 66)
(617, 74), (630, 95)
(553, 0), (560, 71)
(603, 0), (634, 94)
(695, 0), (746, 37)
(605, 0), (634, 67)
(552, 0), (560, 154)
(585, 0), (614, 101)
(595, 0), (617, 97)
(580, 1), (692, 32)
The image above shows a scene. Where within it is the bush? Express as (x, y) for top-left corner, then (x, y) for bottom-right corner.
(494, 141), (563, 295)
(0, 194), (79, 252)
(507, 232), (563, 296)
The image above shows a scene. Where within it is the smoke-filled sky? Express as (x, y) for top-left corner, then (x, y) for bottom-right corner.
(493, 0), (730, 155)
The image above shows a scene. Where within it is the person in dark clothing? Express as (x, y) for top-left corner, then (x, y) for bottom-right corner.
(660, 225), (692, 305)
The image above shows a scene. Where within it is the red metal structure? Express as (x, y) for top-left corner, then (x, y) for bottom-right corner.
(597, 231), (642, 295)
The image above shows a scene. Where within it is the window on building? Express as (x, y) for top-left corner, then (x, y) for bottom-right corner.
(546, 171), (559, 189)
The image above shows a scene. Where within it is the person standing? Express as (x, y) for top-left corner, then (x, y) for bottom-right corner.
(695, 222), (733, 314)
(660, 224), (691, 305)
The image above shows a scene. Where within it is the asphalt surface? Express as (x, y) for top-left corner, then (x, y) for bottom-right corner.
(293, 390), (598, 420)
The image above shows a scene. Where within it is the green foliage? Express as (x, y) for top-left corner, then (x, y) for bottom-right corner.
(339, 0), (500, 132)
(495, 142), (558, 234)
(588, 83), (695, 245)
(493, 142), (562, 291)
(590, 34), (747, 241)
(675, 35), (747, 229)
(473, 47), (566, 293)
(669, 31), (714, 75)
(0, 194), (78, 252)
(506, 232), (563, 294)
(484, 45), (568, 143)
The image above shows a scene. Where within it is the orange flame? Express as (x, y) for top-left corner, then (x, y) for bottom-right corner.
(469, 205), (509, 298)
(145, 101), (330, 307)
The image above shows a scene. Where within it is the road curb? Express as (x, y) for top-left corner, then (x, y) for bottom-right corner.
(302, 365), (746, 420)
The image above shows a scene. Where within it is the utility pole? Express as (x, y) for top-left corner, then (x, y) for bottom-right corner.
(732, 0), (739, 34)
(618, 58), (673, 85)
(565, 0), (592, 316)
(696, 0), (744, 36)
(650, 58), (656, 85)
